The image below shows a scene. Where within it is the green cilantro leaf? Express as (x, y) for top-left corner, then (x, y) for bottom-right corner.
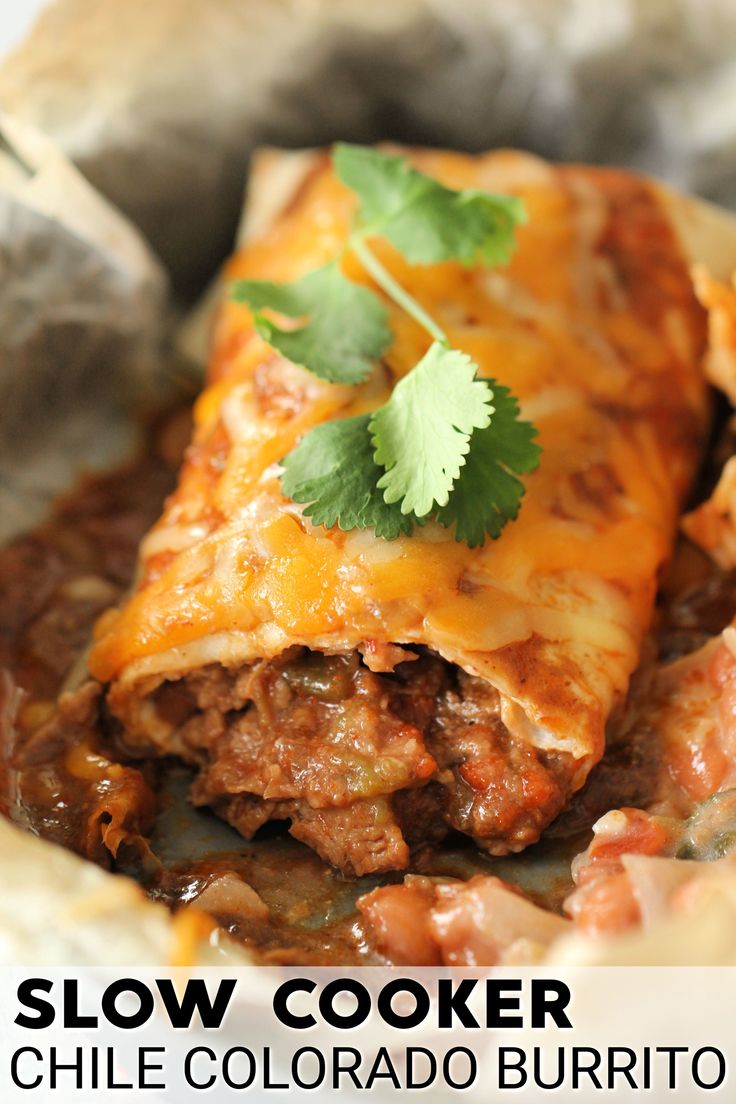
(231, 261), (391, 385)
(434, 384), (541, 547)
(369, 342), (492, 517)
(334, 143), (526, 267)
(281, 383), (539, 545)
(231, 143), (540, 548)
(281, 414), (415, 540)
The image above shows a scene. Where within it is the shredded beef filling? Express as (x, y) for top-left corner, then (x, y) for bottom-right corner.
(109, 648), (574, 876)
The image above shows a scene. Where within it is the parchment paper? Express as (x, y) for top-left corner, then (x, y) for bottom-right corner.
(2, 0), (736, 534)
(0, 112), (170, 539)
(2, 0), (736, 296)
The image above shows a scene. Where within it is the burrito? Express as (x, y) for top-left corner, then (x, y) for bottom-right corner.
(87, 147), (711, 875)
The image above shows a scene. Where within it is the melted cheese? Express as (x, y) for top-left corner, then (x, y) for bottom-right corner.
(89, 148), (711, 766)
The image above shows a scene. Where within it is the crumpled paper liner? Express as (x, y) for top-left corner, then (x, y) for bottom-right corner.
(0, 815), (250, 964)
(3, 0), (736, 296)
(0, 112), (170, 539)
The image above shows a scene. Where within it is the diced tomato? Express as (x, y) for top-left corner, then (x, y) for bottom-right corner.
(566, 873), (641, 936)
(357, 881), (442, 966)
(459, 757), (503, 790)
(520, 765), (558, 809)
(588, 808), (673, 861)
(565, 808), (679, 936)
(708, 642), (736, 689)
(667, 732), (728, 802)
(656, 641), (736, 797)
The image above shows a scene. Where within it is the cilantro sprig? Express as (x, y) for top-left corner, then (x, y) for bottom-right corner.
(231, 144), (541, 547)
(333, 143), (524, 267)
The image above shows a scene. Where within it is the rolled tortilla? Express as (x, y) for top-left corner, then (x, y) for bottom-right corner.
(89, 147), (714, 874)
